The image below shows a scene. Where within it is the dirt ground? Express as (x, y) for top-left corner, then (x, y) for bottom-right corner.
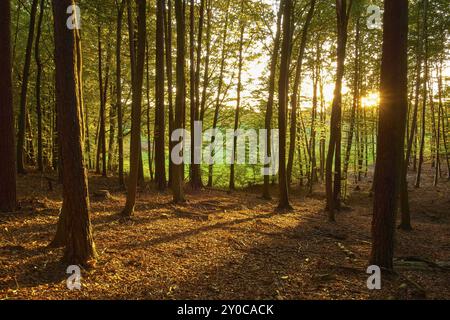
(0, 168), (449, 300)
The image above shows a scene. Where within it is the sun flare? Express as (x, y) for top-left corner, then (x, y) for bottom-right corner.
(361, 91), (380, 109)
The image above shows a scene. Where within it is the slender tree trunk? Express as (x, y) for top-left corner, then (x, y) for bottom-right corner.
(146, 38), (154, 181)
(343, 17), (360, 192)
(199, 0), (212, 123)
(415, 0), (428, 188)
(165, 0), (174, 188)
(309, 41), (321, 194)
(122, 0), (146, 217)
(35, 0), (45, 172)
(434, 69), (441, 186)
(319, 74), (326, 181)
(287, 0), (315, 185)
(262, 0), (283, 200)
(85, 96), (92, 169)
(155, 0), (167, 190)
(17, 0), (39, 174)
(370, 0), (408, 270)
(277, 0), (293, 210)
(230, 3), (245, 191)
(172, 0), (186, 203)
(116, 0), (126, 187)
(325, 0), (352, 221)
(189, 0), (203, 189)
(438, 61), (450, 178)
(97, 25), (108, 177)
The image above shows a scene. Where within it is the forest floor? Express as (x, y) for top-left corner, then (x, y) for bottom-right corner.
(0, 167), (449, 300)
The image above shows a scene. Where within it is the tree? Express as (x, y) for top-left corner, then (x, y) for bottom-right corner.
(415, 0), (428, 188)
(165, 0), (175, 188)
(17, 0), (39, 174)
(96, 24), (110, 177)
(155, 0), (167, 191)
(122, 0), (147, 217)
(287, 0), (316, 186)
(370, 0), (409, 270)
(116, 0), (126, 187)
(262, 0), (283, 200)
(230, 0), (245, 191)
(35, 0), (45, 172)
(325, 0), (352, 221)
(277, 0), (293, 210)
(172, 0), (187, 203)
(0, 0), (17, 213)
(52, 0), (97, 264)
(399, 0), (423, 230)
(199, 0), (212, 123)
(189, 0), (203, 190)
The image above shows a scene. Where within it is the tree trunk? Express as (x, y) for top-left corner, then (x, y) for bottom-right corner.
(309, 41), (321, 194)
(165, 0), (174, 188)
(199, 0), (212, 123)
(262, 0), (283, 200)
(172, 0), (186, 203)
(343, 17), (360, 193)
(287, 0), (316, 185)
(146, 38), (154, 181)
(277, 0), (293, 210)
(0, 0), (17, 212)
(122, 0), (146, 217)
(415, 0), (428, 188)
(17, 0), (39, 174)
(230, 3), (245, 191)
(370, 0), (408, 270)
(116, 0), (126, 187)
(51, 0), (97, 264)
(325, 0), (352, 221)
(189, 0), (203, 190)
(35, 0), (45, 172)
(155, 0), (167, 190)
(438, 61), (450, 178)
(97, 25), (108, 177)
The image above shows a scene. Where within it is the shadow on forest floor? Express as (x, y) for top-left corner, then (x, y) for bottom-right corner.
(0, 166), (449, 299)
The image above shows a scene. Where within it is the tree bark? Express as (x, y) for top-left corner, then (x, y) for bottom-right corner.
(189, 0), (203, 190)
(164, 0), (174, 188)
(0, 0), (17, 212)
(262, 0), (283, 200)
(325, 0), (352, 221)
(17, 0), (39, 174)
(35, 0), (45, 172)
(370, 0), (408, 270)
(287, 0), (316, 185)
(116, 0), (126, 187)
(51, 0), (97, 264)
(172, 0), (187, 203)
(415, 0), (428, 188)
(277, 0), (293, 210)
(155, 0), (167, 190)
(122, 0), (147, 217)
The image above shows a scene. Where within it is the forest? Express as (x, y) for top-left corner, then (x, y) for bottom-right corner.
(0, 0), (449, 301)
